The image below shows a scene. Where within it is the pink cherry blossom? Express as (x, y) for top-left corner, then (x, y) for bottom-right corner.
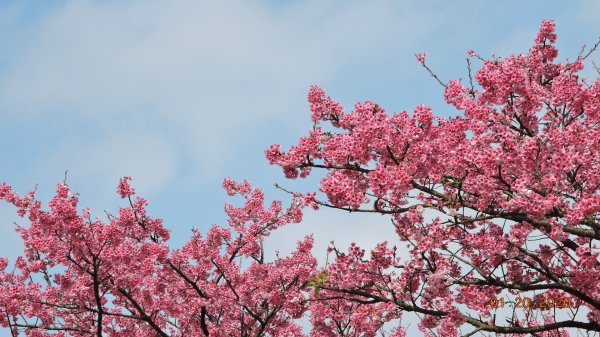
(416, 51), (428, 64)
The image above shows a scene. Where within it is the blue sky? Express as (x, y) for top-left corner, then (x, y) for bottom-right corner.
(0, 0), (599, 334)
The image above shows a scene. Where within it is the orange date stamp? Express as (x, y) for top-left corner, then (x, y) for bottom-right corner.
(488, 296), (574, 309)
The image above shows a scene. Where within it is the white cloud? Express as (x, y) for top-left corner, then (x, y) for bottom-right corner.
(0, 0), (438, 177)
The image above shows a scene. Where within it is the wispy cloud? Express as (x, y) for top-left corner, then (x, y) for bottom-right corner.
(0, 0), (439, 178)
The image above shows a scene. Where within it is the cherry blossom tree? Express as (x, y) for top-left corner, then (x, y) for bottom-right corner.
(267, 20), (600, 336)
(0, 177), (316, 336)
(1, 20), (599, 337)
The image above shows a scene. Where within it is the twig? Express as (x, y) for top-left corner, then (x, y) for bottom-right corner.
(466, 57), (476, 98)
(579, 36), (600, 60)
(416, 54), (447, 89)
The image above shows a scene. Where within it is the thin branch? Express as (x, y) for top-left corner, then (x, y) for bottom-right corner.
(417, 55), (448, 89)
(579, 36), (600, 60)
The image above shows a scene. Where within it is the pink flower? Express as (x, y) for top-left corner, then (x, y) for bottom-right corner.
(116, 176), (135, 198)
